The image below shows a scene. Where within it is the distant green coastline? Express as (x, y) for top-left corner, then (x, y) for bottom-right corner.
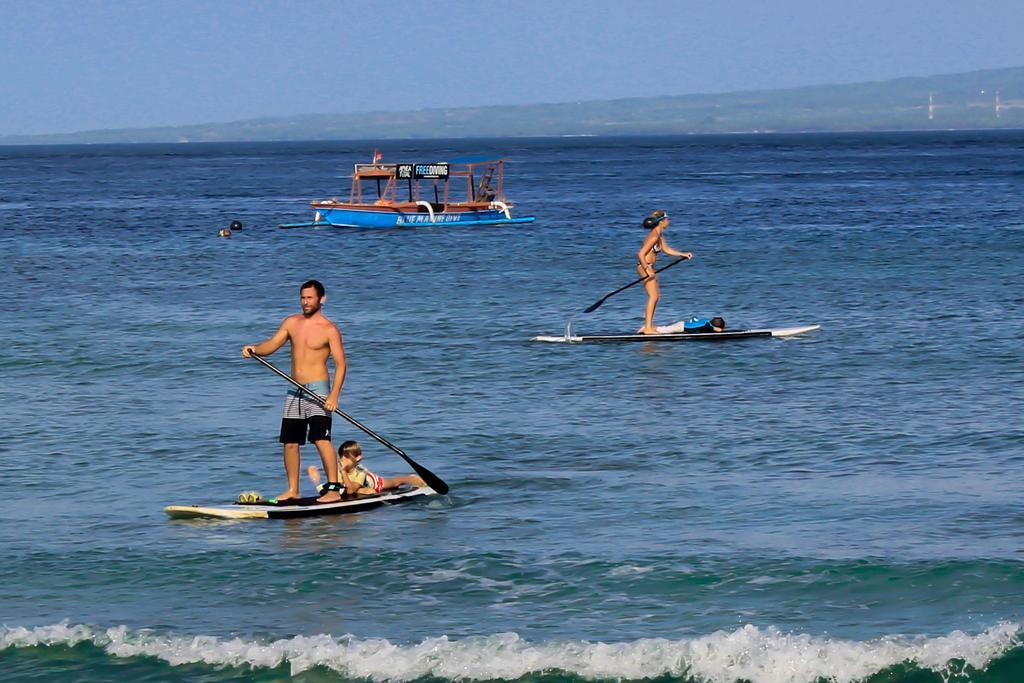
(4, 66), (1023, 145)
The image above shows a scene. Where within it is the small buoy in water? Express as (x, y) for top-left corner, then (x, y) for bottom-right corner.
(229, 220), (243, 231)
(218, 228), (232, 238)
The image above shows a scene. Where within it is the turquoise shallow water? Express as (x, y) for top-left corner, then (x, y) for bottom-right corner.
(1, 132), (1023, 681)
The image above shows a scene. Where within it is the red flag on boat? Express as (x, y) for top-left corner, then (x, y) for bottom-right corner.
(372, 149), (382, 163)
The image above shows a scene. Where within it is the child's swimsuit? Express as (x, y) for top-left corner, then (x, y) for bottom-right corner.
(348, 465), (384, 494)
(683, 317), (716, 333)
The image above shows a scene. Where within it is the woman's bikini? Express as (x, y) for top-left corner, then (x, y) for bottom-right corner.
(637, 235), (663, 277)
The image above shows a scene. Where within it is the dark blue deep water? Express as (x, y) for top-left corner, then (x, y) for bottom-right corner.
(1, 132), (1023, 682)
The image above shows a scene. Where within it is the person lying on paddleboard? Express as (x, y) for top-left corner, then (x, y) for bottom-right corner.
(656, 316), (726, 334)
(307, 440), (426, 497)
(637, 210), (692, 335)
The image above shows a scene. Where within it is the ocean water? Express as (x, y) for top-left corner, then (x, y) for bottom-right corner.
(1, 132), (1022, 682)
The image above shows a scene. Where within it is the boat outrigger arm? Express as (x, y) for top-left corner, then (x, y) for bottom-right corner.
(279, 156), (536, 229)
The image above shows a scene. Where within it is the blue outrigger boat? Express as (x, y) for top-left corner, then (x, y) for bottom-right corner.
(279, 155), (535, 229)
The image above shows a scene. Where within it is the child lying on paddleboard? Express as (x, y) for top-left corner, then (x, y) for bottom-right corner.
(307, 440), (426, 496)
(656, 316), (726, 334)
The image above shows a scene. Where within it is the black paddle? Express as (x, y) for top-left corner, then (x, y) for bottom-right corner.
(248, 353), (449, 495)
(583, 257), (689, 313)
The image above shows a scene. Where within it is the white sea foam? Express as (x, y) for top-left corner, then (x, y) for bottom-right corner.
(1, 621), (1020, 682)
(608, 565), (654, 577)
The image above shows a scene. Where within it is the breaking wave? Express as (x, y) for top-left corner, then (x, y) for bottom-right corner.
(2, 621), (1022, 682)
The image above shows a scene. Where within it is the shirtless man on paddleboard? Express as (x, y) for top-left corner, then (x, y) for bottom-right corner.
(242, 280), (346, 503)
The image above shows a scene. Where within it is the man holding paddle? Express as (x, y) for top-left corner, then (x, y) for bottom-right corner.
(242, 279), (346, 503)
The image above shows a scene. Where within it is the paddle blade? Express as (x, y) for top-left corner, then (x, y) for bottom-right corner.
(416, 466), (449, 495)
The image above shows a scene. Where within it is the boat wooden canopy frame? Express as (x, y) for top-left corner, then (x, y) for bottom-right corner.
(353, 158), (502, 205)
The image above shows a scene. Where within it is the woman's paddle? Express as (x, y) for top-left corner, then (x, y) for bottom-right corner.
(583, 257), (688, 313)
(249, 353), (449, 495)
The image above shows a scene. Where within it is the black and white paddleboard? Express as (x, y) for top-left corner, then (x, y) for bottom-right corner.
(165, 485), (436, 520)
(532, 324), (820, 344)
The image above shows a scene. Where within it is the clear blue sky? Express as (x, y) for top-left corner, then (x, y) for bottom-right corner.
(1, 0), (1021, 136)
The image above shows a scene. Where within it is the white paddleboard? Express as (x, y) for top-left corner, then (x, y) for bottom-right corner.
(165, 485), (435, 520)
(532, 324), (820, 344)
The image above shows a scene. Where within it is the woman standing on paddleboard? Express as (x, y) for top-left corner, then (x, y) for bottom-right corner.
(637, 210), (692, 334)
